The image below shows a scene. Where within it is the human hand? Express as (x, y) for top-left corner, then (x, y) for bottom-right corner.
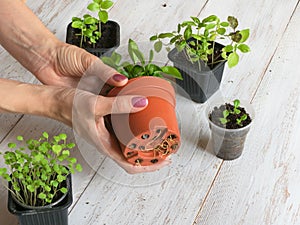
(35, 42), (119, 89)
(51, 60), (171, 174)
(70, 89), (171, 174)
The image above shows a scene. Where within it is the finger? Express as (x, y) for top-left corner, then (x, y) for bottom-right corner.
(80, 59), (128, 93)
(96, 95), (148, 116)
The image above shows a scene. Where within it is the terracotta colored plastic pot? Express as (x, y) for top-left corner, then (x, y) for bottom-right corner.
(107, 76), (181, 166)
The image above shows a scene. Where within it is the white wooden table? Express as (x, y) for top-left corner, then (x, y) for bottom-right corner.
(1, 0), (300, 224)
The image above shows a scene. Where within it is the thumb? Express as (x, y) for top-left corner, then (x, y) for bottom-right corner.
(97, 95), (148, 116)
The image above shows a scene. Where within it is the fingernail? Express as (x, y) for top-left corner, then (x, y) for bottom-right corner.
(113, 74), (127, 82)
(132, 97), (148, 108)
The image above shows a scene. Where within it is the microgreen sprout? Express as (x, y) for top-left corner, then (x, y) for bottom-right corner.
(101, 39), (183, 80)
(219, 110), (230, 125)
(150, 15), (250, 69)
(219, 99), (248, 127)
(0, 132), (82, 207)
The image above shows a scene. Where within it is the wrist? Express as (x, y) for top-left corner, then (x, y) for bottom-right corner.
(0, 79), (74, 126)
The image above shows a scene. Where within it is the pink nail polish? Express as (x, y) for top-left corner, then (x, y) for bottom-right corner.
(132, 97), (148, 108)
(113, 74), (127, 82)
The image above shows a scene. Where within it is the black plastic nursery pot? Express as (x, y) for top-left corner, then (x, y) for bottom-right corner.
(168, 42), (226, 103)
(66, 20), (120, 57)
(7, 174), (73, 225)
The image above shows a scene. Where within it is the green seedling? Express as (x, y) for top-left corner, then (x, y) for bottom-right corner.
(150, 15), (250, 69)
(102, 39), (183, 80)
(219, 99), (248, 126)
(0, 132), (82, 207)
(71, 0), (113, 47)
(219, 110), (230, 125)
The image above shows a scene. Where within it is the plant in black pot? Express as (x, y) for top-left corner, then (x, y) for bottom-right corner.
(206, 99), (254, 160)
(102, 39), (183, 166)
(66, 0), (120, 57)
(150, 15), (251, 103)
(0, 132), (82, 225)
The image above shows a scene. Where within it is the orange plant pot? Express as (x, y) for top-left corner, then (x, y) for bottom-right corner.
(107, 76), (181, 166)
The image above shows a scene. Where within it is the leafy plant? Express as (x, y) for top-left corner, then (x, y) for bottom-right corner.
(0, 132), (82, 207)
(71, 0), (114, 47)
(101, 39), (183, 80)
(150, 15), (250, 69)
(219, 99), (248, 126)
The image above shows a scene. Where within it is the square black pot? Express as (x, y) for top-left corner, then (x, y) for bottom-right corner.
(7, 174), (73, 225)
(66, 20), (120, 57)
(168, 42), (226, 103)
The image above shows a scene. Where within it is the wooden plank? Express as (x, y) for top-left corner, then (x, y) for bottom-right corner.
(195, 1), (300, 225)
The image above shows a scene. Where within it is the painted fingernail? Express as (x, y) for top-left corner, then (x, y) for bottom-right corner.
(132, 97), (148, 108)
(113, 74), (127, 82)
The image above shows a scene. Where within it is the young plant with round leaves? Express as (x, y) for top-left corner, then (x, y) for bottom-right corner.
(71, 0), (114, 47)
(150, 15), (250, 69)
(219, 99), (248, 126)
(0, 132), (82, 207)
(101, 39), (183, 80)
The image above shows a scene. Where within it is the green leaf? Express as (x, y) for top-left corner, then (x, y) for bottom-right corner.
(128, 39), (144, 64)
(227, 52), (239, 68)
(68, 157), (77, 164)
(0, 168), (7, 176)
(72, 17), (82, 22)
(42, 132), (49, 139)
(51, 180), (59, 187)
(17, 136), (24, 141)
(183, 25), (192, 40)
(238, 44), (250, 53)
(98, 10), (108, 23)
(52, 145), (62, 155)
(154, 40), (162, 52)
(60, 187), (68, 194)
(149, 49), (154, 63)
(27, 185), (35, 193)
(67, 143), (76, 149)
(150, 35), (158, 41)
(161, 66), (182, 80)
(220, 21), (229, 27)
(38, 192), (47, 200)
(87, 2), (100, 12)
(59, 133), (67, 141)
(223, 45), (233, 53)
(191, 16), (200, 24)
(57, 174), (66, 183)
(158, 33), (174, 39)
(205, 23), (216, 30)
(239, 29), (250, 43)
(219, 118), (228, 124)
(233, 99), (240, 108)
(203, 15), (218, 23)
(217, 27), (226, 35)
(101, 0), (113, 10)
(223, 110), (230, 118)
(8, 143), (16, 149)
(84, 16), (97, 25)
(76, 164), (83, 172)
(62, 150), (70, 157)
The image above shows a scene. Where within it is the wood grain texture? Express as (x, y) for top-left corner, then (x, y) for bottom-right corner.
(195, 1), (300, 225)
(1, 0), (300, 224)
